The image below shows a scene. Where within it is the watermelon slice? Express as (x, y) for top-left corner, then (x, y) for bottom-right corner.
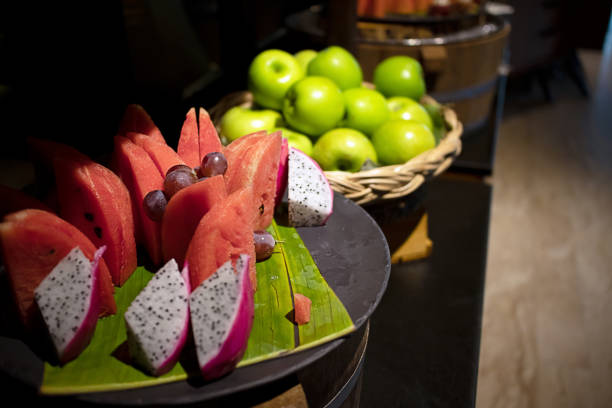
(161, 175), (227, 267)
(293, 293), (312, 325)
(127, 132), (185, 177)
(0, 209), (116, 329)
(53, 159), (137, 287)
(198, 107), (224, 159)
(185, 188), (257, 291)
(118, 104), (166, 144)
(224, 131), (282, 230)
(222, 130), (267, 155)
(26, 138), (138, 286)
(177, 108), (200, 168)
(113, 136), (164, 266)
(0, 184), (53, 218)
(177, 107), (224, 169)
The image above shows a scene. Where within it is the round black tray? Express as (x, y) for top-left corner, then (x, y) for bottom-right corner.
(0, 191), (391, 406)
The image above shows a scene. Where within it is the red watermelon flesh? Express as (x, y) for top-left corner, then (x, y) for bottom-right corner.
(0, 209), (116, 329)
(293, 293), (312, 325)
(161, 175), (227, 267)
(118, 104), (166, 144)
(0, 184), (53, 218)
(198, 107), (224, 160)
(113, 136), (164, 266)
(25, 138), (138, 285)
(127, 132), (186, 177)
(177, 107), (200, 168)
(222, 130), (267, 155)
(53, 159), (137, 287)
(224, 131), (282, 230)
(185, 187), (258, 292)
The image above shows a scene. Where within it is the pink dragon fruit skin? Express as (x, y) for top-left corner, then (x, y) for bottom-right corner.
(124, 259), (191, 376)
(287, 147), (334, 227)
(153, 263), (191, 376)
(275, 137), (289, 207)
(190, 254), (254, 381)
(34, 245), (106, 365)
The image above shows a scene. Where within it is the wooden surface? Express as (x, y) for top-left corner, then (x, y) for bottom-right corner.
(390, 213), (433, 264)
(253, 385), (308, 408)
(298, 322), (369, 408)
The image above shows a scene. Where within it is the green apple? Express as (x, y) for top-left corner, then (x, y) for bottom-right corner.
(342, 88), (390, 136)
(312, 128), (377, 172)
(282, 76), (345, 137)
(423, 103), (445, 144)
(307, 45), (363, 91)
(294, 49), (318, 71)
(220, 106), (284, 142)
(387, 96), (433, 130)
(273, 127), (313, 156)
(372, 120), (435, 165)
(373, 56), (426, 100)
(248, 49), (305, 110)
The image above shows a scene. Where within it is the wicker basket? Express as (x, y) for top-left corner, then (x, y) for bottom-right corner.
(209, 90), (463, 205)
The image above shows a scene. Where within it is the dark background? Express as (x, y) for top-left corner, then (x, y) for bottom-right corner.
(0, 0), (609, 157)
(0, 1), (321, 159)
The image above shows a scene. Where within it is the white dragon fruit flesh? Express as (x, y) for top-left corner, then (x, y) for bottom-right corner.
(124, 259), (191, 376)
(287, 147), (334, 227)
(34, 245), (106, 364)
(189, 254), (254, 381)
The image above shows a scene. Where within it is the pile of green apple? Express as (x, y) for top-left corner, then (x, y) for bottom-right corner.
(219, 46), (444, 172)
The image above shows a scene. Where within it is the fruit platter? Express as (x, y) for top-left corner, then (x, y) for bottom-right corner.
(210, 45), (463, 205)
(0, 103), (390, 404)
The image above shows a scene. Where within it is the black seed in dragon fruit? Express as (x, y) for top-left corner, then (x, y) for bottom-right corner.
(124, 258), (191, 376)
(34, 245), (106, 364)
(287, 147), (334, 227)
(189, 254), (254, 381)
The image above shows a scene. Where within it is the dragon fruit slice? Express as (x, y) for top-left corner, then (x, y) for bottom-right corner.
(287, 147), (334, 227)
(124, 259), (190, 376)
(34, 245), (106, 364)
(190, 254), (254, 381)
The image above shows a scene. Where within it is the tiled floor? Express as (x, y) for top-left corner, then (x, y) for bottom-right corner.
(476, 48), (612, 407)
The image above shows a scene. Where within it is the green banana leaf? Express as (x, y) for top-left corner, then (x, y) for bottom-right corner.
(40, 221), (354, 394)
(272, 223), (355, 351)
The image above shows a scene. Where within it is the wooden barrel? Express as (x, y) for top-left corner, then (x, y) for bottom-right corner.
(297, 321), (369, 408)
(357, 15), (510, 132)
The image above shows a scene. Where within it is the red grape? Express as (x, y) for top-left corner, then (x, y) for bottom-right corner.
(165, 164), (193, 178)
(253, 230), (276, 262)
(164, 168), (197, 198)
(200, 152), (228, 177)
(143, 190), (167, 221)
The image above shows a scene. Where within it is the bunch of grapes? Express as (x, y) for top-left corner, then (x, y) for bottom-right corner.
(143, 151), (277, 263)
(143, 152), (228, 222)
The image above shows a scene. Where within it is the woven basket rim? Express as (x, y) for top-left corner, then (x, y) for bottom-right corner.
(209, 89), (463, 205)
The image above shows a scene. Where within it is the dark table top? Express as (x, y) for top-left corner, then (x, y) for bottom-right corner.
(360, 175), (492, 407)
